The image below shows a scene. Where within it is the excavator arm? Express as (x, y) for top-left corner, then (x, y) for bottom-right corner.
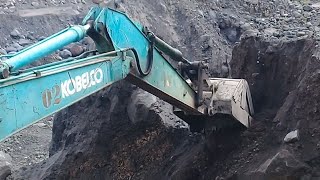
(0, 7), (254, 141)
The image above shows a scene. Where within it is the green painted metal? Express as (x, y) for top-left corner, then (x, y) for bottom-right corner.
(88, 7), (200, 113)
(0, 25), (90, 74)
(0, 51), (131, 140)
(0, 7), (202, 141)
(152, 35), (183, 62)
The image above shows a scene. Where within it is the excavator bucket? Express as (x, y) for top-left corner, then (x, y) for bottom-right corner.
(174, 77), (254, 131)
(206, 78), (254, 128)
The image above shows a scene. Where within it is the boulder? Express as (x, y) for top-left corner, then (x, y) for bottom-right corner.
(67, 43), (84, 57)
(12, 43), (24, 51)
(59, 49), (72, 59)
(303, 5), (313, 12)
(0, 151), (12, 180)
(127, 88), (157, 124)
(10, 28), (22, 39)
(5, 46), (17, 53)
(18, 39), (33, 47)
(0, 48), (7, 55)
(284, 130), (299, 143)
(240, 29), (259, 39)
(264, 28), (278, 37)
(249, 149), (310, 178)
(225, 28), (239, 42)
(31, 1), (40, 7)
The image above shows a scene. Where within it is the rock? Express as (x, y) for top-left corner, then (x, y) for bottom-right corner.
(292, 11), (302, 18)
(67, 43), (84, 57)
(225, 28), (238, 42)
(0, 151), (12, 179)
(200, 35), (213, 48)
(34, 122), (47, 128)
(303, 12), (312, 19)
(306, 22), (312, 28)
(208, 10), (216, 19)
(303, 5), (312, 12)
(240, 23), (251, 31)
(284, 130), (299, 143)
(127, 89), (157, 123)
(59, 49), (72, 59)
(10, 28), (22, 39)
(221, 64), (229, 77)
(31, 2), (40, 7)
(81, 37), (93, 46)
(297, 31), (306, 37)
(311, 3), (320, 9)
(114, 0), (123, 8)
(264, 28), (278, 36)
(245, 0), (258, 5)
(252, 149), (310, 177)
(12, 43), (24, 51)
(0, 48), (7, 55)
(240, 29), (259, 39)
(285, 31), (296, 38)
(26, 34), (36, 41)
(5, 46), (17, 53)
(8, 52), (16, 55)
(198, 10), (204, 18)
(283, 25), (289, 31)
(217, 14), (232, 29)
(18, 39), (33, 46)
(38, 36), (46, 41)
(273, 31), (281, 38)
(280, 9), (288, 17)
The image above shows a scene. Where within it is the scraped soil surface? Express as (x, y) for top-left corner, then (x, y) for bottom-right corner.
(1, 0), (320, 180)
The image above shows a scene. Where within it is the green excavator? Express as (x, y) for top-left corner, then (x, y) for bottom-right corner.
(0, 5), (254, 141)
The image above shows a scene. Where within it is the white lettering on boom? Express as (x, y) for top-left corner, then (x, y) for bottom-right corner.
(61, 68), (103, 98)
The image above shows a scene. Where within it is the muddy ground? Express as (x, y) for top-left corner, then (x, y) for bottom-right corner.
(0, 0), (320, 179)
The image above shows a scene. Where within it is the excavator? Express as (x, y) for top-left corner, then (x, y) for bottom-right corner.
(0, 6), (254, 141)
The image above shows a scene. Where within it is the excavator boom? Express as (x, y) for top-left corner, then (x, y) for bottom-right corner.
(0, 7), (254, 141)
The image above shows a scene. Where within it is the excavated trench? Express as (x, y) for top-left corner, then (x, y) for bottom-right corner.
(230, 37), (320, 179)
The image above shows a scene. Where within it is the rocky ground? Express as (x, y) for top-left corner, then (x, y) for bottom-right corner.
(0, 0), (92, 177)
(0, 0), (320, 179)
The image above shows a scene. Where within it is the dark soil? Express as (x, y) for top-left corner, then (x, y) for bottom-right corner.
(14, 36), (320, 180)
(231, 37), (320, 178)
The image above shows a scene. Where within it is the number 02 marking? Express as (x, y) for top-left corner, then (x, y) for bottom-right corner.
(42, 85), (62, 108)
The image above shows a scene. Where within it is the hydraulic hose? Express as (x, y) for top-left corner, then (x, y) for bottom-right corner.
(124, 34), (154, 76)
